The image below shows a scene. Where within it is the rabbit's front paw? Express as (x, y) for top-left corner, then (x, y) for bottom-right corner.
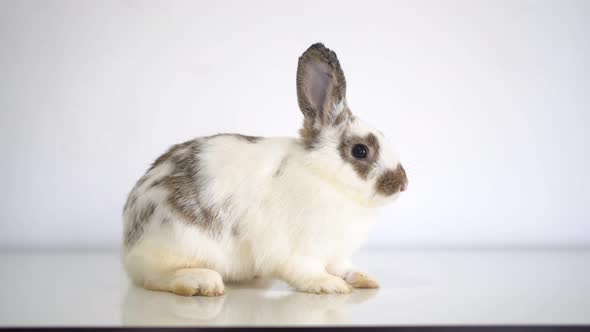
(295, 275), (352, 294)
(345, 271), (379, 289)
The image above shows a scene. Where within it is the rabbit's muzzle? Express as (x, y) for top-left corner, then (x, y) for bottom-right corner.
(376, 164), (408, 196)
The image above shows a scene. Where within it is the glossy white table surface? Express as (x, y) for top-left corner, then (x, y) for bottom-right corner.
(0, 249), (588, 326)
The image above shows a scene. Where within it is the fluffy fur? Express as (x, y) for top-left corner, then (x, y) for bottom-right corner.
(122, 43), (408, 296)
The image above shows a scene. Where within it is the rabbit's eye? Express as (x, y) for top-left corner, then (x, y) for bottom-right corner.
(352, 144), (369, 159)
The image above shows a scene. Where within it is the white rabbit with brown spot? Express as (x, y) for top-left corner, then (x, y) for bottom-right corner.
(122, 43), (408, 296)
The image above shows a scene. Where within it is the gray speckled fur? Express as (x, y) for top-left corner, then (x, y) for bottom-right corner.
(123, 135), (262, 247)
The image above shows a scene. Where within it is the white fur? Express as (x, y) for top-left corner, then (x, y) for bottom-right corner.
(123, 134), (388, 294)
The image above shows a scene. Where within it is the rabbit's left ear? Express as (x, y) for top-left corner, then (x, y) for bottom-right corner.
(296, 43), (350, 128)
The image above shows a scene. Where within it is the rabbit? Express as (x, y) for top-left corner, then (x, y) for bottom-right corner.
(122, 43), (408, 296)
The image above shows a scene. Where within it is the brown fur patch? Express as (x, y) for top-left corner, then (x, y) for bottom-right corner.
(338, 133), (381, 179)
(156, 140), (225, 237)
(376, 164), (408, 196)
(125, 138), (232, 243)
(125, 201), (156, 247)
(163, 140), (216, 236)
(299, 119), (321, 149)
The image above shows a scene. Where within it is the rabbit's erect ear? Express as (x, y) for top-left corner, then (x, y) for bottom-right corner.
(296, 43), (349, 127)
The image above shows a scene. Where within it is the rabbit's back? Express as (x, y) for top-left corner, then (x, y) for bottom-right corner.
(122, 134), (298, 250)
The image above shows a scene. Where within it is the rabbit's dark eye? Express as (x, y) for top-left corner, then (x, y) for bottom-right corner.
(352, 144), (369, 159)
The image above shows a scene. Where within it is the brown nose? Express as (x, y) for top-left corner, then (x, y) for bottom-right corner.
(400, 181), (407, 192)
(376, 164), (408, 196)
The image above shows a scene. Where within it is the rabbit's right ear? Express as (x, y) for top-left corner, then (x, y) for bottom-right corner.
(296, 43), (348, 129)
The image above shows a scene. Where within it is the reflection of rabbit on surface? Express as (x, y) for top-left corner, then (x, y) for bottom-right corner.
(122, 280), (377, 326)
(122, 43), (408, 296)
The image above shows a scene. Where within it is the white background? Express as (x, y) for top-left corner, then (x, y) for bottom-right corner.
(1, 0), (588, 249)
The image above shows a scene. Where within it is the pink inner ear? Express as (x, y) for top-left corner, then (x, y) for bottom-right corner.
(305, 61), (333, 111)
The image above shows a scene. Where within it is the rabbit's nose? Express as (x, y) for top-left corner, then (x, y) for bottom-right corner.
(400, 182), (407, 192)
(376, 164), (408, 196)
